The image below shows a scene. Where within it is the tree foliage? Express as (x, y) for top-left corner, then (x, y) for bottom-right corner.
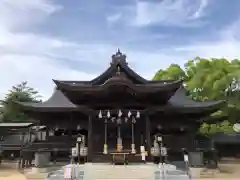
(0, 81), (41, 122)
(199, 121), (234, 135)
(153, 57), (240, 134)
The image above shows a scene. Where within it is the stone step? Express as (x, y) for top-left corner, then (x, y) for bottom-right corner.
(84, 163), (188, 180)
(24, 172), (48, 180)
(154, 170), (190, 180)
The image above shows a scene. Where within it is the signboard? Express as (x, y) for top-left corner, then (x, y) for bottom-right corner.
(64, 165), (73, 179)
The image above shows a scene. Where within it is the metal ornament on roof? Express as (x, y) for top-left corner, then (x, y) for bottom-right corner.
(98, 110), (103, 119)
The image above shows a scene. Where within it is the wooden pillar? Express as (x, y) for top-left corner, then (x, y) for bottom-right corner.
(145, 114), (151, 161)
(18, 131), (25, 169)
(87, 115), (93, 162)
(46, 128), (49, 140)
(68, 114), (73, 137)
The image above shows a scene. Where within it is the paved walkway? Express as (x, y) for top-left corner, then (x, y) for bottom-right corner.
(46, 163), (191, 180)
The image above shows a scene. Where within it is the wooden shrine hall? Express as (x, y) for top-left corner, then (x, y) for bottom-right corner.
(16, 50), (225, 164)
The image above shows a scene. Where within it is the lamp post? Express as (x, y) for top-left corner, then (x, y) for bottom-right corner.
(76, 136), (82, 164)
(129, 111), (140, 154)
(157, 135), (163, 165)
(98, 110), (110, 154)
(117, 110), (123, 152)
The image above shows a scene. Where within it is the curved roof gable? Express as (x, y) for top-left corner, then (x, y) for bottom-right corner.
(15, 90), (87, 112)
(89, 50), (148, 85)
(169, 87), (225, 108)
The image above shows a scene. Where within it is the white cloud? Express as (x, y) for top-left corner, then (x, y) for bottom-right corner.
(0, 54), (96, 100)
(107, 13), (122, 24)
(0, 0), (61, 31)
(191, 0), (209, 19)
(1, 0), (240, 103)
(172, 19), (240, 60)
(127, 0), (210, 27)
(0, 0), (96, 100)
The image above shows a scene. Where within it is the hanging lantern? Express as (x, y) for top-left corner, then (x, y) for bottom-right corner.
(77, 125), (81, 130)
(118, 109), (122, 117)
(111, 117), (115, 122)
(107, 110), (111, 118)
(117, 118), (122, 124)
(125, 117), (128, 123)
(98, 110), (103, 119)
(128, 111), (132, 118)
(136, 111), (140, 118)
(132, 117), (136, 123)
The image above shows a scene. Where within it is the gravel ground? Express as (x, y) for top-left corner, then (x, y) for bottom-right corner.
(0, 162), (26, 180)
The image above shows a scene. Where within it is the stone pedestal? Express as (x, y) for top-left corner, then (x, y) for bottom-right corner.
(34, 152), (50, 168)
(189, 152), (204, 167)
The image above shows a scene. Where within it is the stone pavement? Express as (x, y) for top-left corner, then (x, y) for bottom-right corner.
(46, 163), (191, 180)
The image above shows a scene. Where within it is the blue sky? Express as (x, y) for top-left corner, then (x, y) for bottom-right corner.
(1, 0), (240, 99)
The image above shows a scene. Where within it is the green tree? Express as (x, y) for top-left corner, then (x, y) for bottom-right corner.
(153, 64), (186, 81)
(153, 57), (240, 134)
(199, 121), (234, 135)
(0, 81), (41, 122)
